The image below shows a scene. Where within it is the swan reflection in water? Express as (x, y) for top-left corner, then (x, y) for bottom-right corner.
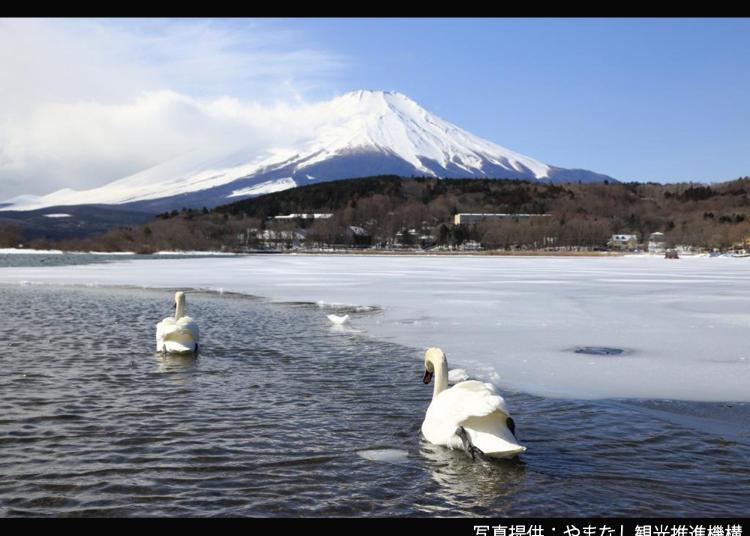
(154, 352), (198, 378)
(417, 439), (528, 514)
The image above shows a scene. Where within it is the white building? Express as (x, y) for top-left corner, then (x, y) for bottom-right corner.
(273, 213), (333, 220)
(453, 213), (551, 225)
(648, 232), (666, 254)
(256, 229), (307, 248)
(459, 240), (483, 251)
(608, 234), (639, 250)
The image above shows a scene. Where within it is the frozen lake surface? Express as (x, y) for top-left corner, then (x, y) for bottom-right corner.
(2, 254), (749, 401)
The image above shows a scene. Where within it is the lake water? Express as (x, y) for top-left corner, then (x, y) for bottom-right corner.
(1, 272), (749, 516)
(0, 252), (239, 269)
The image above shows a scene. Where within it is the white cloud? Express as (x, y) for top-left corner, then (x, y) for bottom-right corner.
(0, 18), (347, 199)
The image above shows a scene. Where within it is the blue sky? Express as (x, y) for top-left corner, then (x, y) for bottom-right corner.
(285, 18), (750, 184)
(1, 18), (748, 198)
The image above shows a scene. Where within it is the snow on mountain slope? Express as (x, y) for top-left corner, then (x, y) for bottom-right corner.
(288, 90), (553, 179)
(1, 90), (615, 213)
(227, 177), (297, 198)
(0, 194), (43, 209)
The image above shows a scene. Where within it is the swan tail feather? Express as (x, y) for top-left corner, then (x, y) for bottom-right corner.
(461, 412), (526, 459)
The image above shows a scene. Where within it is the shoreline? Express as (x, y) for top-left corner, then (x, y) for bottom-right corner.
(1, 247), (630, 257)
(279, 249), (628, 257)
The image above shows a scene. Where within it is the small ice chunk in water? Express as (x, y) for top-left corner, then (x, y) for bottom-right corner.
(357, 449), (409, 463)
(448, 368), (469, 383)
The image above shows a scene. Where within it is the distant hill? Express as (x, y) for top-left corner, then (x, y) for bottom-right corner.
(14, 175), (750, 253)
(0, 204), (155, 242)
(214, 175), (559, 219)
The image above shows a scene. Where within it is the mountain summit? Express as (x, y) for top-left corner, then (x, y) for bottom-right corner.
(1, 90), (615, 213)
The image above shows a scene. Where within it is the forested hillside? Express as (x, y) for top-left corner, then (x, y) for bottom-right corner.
(13, 175), (750, 252)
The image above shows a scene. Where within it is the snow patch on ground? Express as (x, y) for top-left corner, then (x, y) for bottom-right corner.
(43, 213), (72, 218)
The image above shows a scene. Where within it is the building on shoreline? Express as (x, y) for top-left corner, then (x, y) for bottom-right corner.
(273, 213), (333, 220)
(608, 234), (639, 251)
(648, 232), (666, 254)
(453, 213), (551, 225)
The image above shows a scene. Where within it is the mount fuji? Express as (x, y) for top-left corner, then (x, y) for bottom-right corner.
(1, 90), (615, 214)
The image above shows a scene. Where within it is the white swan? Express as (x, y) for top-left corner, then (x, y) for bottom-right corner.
(156, 291), (199, 354)
(327, 314), (350, 325)
(421, 347), (525, 460)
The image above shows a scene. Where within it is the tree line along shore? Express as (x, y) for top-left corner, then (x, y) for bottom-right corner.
(4, 175), (750, 254)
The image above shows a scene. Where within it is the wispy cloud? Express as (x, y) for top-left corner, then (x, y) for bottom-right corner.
(0, 18), (347, 199)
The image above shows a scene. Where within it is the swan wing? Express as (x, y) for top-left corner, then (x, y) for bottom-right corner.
(176, 316), (199, 336)
(422, 380), (518, 454)
(166, 317), (199, 340)
(156, 316), (199, 352)
(427, 380), (509, 425)
(156, 317), (176, 338)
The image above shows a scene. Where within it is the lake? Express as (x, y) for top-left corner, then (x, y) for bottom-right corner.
(0, 281), (748, 515)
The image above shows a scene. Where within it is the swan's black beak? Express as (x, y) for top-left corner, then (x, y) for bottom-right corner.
(422, 369), (433, 384)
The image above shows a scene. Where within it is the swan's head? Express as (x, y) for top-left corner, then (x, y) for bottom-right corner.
(423, 347), (446, 384)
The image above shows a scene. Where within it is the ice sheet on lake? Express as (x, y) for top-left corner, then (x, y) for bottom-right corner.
(1, 254), (749, 401)
(0, 248), (64, 254)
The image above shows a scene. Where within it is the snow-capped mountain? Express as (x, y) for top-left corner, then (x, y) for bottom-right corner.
(1, 90), (615, 213)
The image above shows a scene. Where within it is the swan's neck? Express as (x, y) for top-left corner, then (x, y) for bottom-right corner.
(431, 357), (449, 399)
(175, 297), (185, 320)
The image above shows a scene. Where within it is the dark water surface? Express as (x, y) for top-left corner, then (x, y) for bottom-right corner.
(0, 253), (239, 269)
(0, 284), (749, 517)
